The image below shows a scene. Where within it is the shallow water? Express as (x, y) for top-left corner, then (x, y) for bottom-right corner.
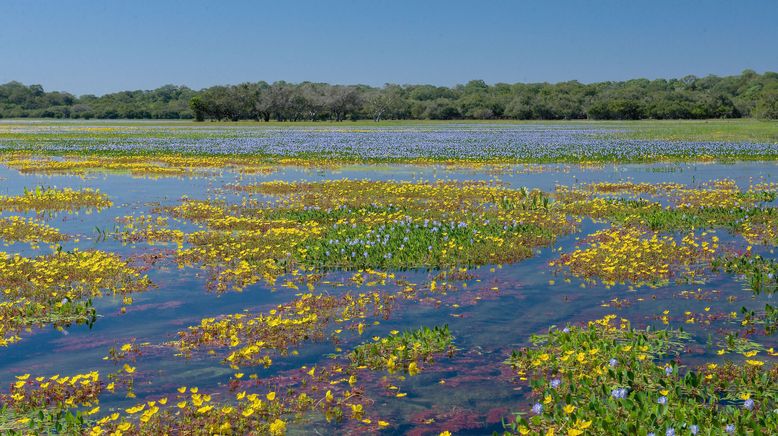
(0, 160), (776, 434)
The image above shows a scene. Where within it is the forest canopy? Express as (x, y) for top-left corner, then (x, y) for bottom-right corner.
(1, 70), (777, 121)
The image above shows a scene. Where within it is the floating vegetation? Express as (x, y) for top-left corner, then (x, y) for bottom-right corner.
(713, 253), (778, 296)
(169, 180), (576, 291)
(738, 210), (778, 246)
(556, 179), (778, 236)
(175, 291), (394, 368)
(552, 227), (718, 287)
(2, 155), (277, 178)
(0, 187), (112, 213)
(114, 215), (185, 246)
(0, 216), (68, 247)
(0, 371), (104, 434)
(348, 325), (455, 375)
(0, 249), (151, 343)
(2, 122), (778, 163)
(504, 315), (778, 435)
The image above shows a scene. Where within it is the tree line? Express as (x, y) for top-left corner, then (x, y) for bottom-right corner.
(1, 70), (777, 121)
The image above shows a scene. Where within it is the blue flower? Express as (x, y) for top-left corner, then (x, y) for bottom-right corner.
(666, 428), (675, 436)
(550, 378), (561, 389)
(664, 366), (673, 376)
(611, 388), (628, 399)
(531, 403), (543, 415)
(609, 358), (618, 367)
(657, 396), (667, 405)
(689, 425), (698, 435)
(725, 424), (735, 434)
(743, 398), (754, 410)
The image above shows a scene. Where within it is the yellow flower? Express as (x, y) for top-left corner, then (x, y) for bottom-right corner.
(563, 404), (576, 414)
(242, 408), (254, 417)
(746, 360), (764, 367)
(266, 391), (276, 401)
(575, 419), (592, 429)
(122, 364), (136, 374)
(269, 418), (286, 436)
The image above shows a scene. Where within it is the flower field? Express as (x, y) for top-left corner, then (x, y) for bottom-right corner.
(0, 120), (776, 435)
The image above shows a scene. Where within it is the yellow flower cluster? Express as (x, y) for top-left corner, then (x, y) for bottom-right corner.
(0, 187), (112, 212)
(0, 215), (68, 246)
(115, 214), (185, 246)
(177, 291), (392, 368)
(4, 154), (277, 178)
(554, 227), (718, 287)
(2, 371), (102, 412)
(0, 249), (150, 343)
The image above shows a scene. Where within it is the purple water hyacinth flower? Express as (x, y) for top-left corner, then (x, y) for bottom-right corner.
(609, 358), (618, 367)
(725, 424), (735, 434)
(611, 388), (628, 399)
(743, 398), (754, 410)
(664, 366), (673, 376)
(665, 428), (675, 436)
(550, 378), (561, 388)
(657, 396), (667, 405)
(689, 424), (699, 435)
(562, 327), (570, 333)
(531, 403), (543, 415)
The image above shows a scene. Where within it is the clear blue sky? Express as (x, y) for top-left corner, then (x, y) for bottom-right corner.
(1, 0), (776, 95)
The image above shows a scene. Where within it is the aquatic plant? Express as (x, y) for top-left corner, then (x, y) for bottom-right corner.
(0, 216), (68, 247)
(0, 187), (112, 213)
(504, 315), (778, 435)
(348, 325), (455, 374)
(712, 253), (778, 296)
(553, 227), (718, 287)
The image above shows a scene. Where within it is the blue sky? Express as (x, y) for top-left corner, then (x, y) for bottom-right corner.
(1, 0), (776, 95)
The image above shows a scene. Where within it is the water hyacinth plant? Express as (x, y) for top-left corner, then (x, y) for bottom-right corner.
(504, 315), (778, 435)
